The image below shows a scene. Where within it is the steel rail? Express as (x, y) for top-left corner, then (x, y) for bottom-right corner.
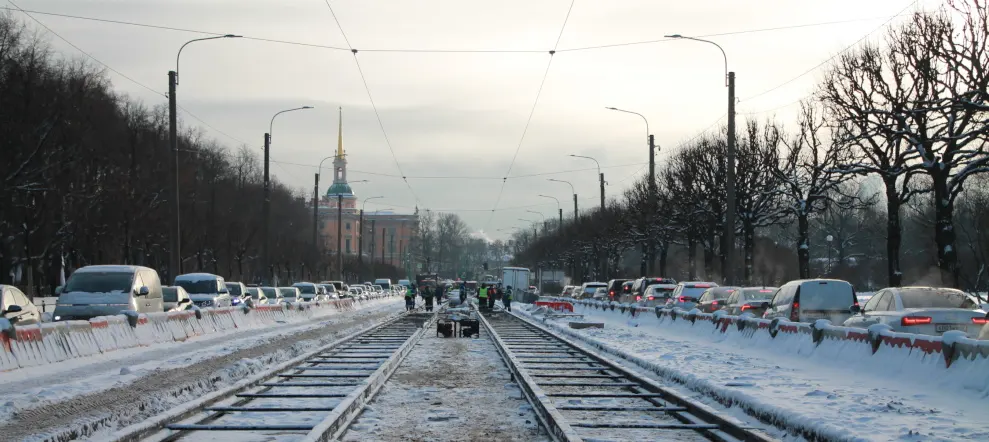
(482, 309), (777, 442)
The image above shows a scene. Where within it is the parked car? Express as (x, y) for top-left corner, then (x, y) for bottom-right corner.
(631, 277), (677, 300)
(695, 287), (739, 313)
(174, 273), (232, 308)
(636, 283), (677, 306)
(665, 281), (719, 310)
(1, 285), (42, 325)
(261, 287), (281, 304)
(763, 279), (857, 324)
(224, 282), (250, 306)
(278, 287), (301, 304)
(577, 282), (607, 299)
(54, 265), (164, 321)
(561, 285), (576, 297)
(592, 287), (609, 300)
(621, 281), (635, 298)
(722, 287), (778, 316)
(162, 286), (193, 311)
(606, 279), (631, 300)
(844, 287), (985, 338)
(319, 283), (338, 299)
(293, 282), (320, 302)
(374, 278), (392, 290)
(245, 287), (269, 305)
(372, 284), (385, 294)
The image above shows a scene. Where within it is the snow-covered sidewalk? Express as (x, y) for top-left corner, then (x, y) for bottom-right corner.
(520, 304), (989, 441)
(342, 327), (549, 441)
(1, 297), (403, 442)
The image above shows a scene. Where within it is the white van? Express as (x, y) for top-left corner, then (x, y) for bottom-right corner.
(763, 279), (858, 324)
(54, 265), (164, 321)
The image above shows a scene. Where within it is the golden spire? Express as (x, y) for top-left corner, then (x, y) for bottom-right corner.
(336, 106), (344, 157)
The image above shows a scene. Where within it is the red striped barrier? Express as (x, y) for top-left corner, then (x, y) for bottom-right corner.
(534, 301), (574, 312)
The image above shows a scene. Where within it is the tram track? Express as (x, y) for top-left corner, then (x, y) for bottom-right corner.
(479, 309), (777, 442)
(113, 310), (437, 442)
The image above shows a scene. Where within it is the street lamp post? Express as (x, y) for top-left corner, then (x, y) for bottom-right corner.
(262, 105), (313, 284)
(526, 210), (547, 234)
(548, 179), (577, 219)
(569, 154), (605, 210)
(538, 194), (562, 233)
(607, 106), (658, 276)
(359, 196), (384, 282)
(168, 34), (240, 281)
(826, 235), (834, 276)
(666, 33), (736, 285)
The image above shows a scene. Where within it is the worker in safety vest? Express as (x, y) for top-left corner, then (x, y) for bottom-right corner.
(478, 284), (489, 309)
(504, 285), (513, 312)
(405, 284), (416, 312)
(422, 284), (434, 312)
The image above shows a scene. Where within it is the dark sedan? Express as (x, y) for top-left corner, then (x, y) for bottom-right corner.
(695, 287), (739, 313)
(723, 287), (778, 316)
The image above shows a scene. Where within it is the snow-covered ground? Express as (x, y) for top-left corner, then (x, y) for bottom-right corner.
(0, 297), (403, 442)
(519, 304), (989, 442)
(343, 325), (549, 441)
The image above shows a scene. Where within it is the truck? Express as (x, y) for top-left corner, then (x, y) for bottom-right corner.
(502, 267), (531, 294)
(415, 273), (439, 288)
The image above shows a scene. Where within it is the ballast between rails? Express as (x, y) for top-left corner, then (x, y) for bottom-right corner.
(479, 309), (776, 442)
(111, 308), (437, 442)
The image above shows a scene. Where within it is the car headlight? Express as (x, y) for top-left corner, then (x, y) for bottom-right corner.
(54, 315), (61, 321)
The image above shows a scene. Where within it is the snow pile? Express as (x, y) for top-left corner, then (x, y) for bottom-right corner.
(0, 297), (393, 373)
(519, 302), (989, 441)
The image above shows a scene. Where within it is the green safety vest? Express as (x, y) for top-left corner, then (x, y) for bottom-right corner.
(479, 287), (488, 299)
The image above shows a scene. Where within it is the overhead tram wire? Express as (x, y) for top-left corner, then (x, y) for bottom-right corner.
(740, 0), (919, 103)
(322, 0), (425, 208)
(0, 7), (919, 55)
(484, 0), (576, 231)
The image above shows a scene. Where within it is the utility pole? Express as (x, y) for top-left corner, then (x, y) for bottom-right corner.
(599, 173), (605, 209)
(312, 172), (319, 254)
(168, 71), (180, 279)
(262, 132), (270, 284)
(573, 194), (578, 218)
(558, 208), (563, 233)
(357, 209), (364, 281)
(381, 227), (386, 273)
(725, 71), (737, 285)
(647, 134), (657, 275)
(337, 194), (343, 281)
(370, 219), (377, 281)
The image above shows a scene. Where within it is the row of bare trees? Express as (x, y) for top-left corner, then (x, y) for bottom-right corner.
(0, 14), (326, 296)
(513, 1), (989, 291)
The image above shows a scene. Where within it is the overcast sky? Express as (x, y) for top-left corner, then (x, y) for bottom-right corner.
(18, 0), (933, 240)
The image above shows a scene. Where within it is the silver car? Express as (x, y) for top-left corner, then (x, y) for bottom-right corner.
(245, 287), (269, 305)
(278, 287), (301, 304)
(844, 287), (986, 338)
(162, 286), (193, 311)
(665, 281), (720, 310)
(174, 273), (232, 308)
(260, 287), (281, 305)
(1, 285), (42, 325)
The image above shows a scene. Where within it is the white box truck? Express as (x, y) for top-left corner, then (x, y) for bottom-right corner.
(502, 267), (531, 293)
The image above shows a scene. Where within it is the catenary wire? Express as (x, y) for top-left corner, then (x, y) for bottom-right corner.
(322, 0), (425, 209)
(484, 0), (575, 230)
(740, 0), (919, 102)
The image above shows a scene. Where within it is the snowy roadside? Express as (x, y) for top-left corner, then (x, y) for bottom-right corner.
(519, 304), (989, 442)
(0, 298), (403, 442)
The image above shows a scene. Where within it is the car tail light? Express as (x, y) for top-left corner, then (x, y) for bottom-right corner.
(740, 304), (752, 311)
(711, 300), (718, 306)
(648, 296), (654, 301)
(610, 291), (615, 296)
(636, 295), (642, 301)
(901, 316), (932, 326)
(789, 302), (799, 322)
(972, 317), (988, 325)
(678, 296), (688, 303)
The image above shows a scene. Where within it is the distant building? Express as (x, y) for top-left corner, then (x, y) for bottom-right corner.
(317, 108), (417, 267)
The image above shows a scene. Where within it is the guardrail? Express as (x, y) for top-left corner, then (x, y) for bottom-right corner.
(542, 296), (989, 370)
(0, 296), (391, 372)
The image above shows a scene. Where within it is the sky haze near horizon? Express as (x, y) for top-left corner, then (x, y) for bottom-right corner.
(16, 0), (934, 239)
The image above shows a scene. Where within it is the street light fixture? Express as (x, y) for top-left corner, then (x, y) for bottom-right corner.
(548, 178), (578, 218)
(666, 33), (736, 285)
(261, 105), (314, 284)
(538, 194), (562, 232)
(569, 154), (605, 209)
(168, 34), (241, 280)
(606, 106), (658, 276)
